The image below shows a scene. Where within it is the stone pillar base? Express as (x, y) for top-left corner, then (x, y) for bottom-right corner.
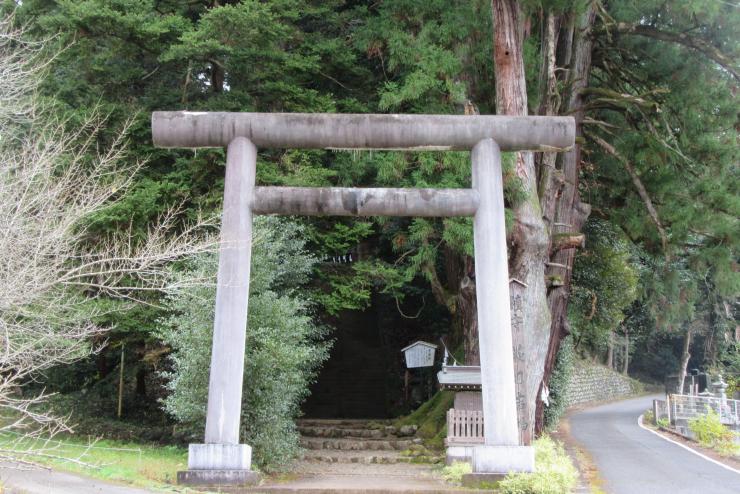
(472, 445), (535, 474)
(445, 445), (476, 465)
(178, 443), (259, 486)
(177, 469), (260, 486)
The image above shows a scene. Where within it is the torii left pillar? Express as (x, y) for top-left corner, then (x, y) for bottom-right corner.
(176, 136), (260, 486)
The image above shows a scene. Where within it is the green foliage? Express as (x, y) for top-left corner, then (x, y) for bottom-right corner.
(688, 408), (739, 457)
(352, 0), (493, 113)
(158, 216), (330, 470)
(569, 219), (638, 355)
(584, 0), (739, 375)
(498, 436), (578, 494)
(544, 336), (575, 429)
(440, 460), (472, 485)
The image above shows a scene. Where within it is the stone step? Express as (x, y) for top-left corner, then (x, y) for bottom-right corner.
(298, 425), (418, 439)
(297, 419), (393, 428)
(300, 437), (419, 451)
(299, 426), (389, 438)
(300, 451), (442, 465)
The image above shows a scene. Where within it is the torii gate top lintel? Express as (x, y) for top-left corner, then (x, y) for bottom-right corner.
(152, 111), (574, 152)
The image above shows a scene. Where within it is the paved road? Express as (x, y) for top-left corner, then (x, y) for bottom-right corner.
(570, 395), (739, 494)
(0, 463), (154, 494)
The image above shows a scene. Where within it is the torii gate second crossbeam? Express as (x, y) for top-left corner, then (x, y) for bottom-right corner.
(152, 111), (575, 486)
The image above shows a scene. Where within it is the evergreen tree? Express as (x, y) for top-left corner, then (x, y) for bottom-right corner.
(158, 216), (330, 470)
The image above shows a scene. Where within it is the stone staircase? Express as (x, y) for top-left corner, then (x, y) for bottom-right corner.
(297, 419), (440, 464)
(249, 419), (477, 493)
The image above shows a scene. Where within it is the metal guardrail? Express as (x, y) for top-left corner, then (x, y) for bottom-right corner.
(669, 394), (740, 425)
(446, 409), (484, 445)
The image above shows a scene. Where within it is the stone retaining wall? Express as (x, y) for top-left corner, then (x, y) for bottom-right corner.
(565, 360), (641, 407)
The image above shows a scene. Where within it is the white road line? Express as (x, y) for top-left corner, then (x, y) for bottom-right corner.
(637, 414), (740, 475)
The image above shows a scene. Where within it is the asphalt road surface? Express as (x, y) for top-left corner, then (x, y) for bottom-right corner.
(0, 464), (153, 494)
(570, 394), (739, 494)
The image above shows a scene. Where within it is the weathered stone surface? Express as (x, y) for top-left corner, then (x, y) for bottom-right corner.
(298, 426), (388, 439)
(177, 469), (260, 486)
(204, 137), (256, 447)
(252, 186), (479, 218)
(564, 360), (641, 407)
(472, 445), (535, 473)
(152, 112), (575, 152)
(298, 420), (442, 466)
(397, 425), (418, 437)
(300, 437), (415, 451)
(187, 443), (252, 470)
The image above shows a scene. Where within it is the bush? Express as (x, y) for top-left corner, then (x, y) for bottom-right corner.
(158, 216), (331, 470)
(688, 408), (739, 457)
(441, 461), (472, 484)
(498, 436), (578, 494)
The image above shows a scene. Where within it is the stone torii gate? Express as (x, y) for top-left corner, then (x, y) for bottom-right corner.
(152, 111), (574, 485)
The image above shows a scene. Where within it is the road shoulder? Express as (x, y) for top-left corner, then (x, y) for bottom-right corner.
(636, 414), (740, 473)
(550, 417), (603, 494)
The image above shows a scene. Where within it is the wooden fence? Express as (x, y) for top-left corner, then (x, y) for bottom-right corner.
(446, 409), (484, 444)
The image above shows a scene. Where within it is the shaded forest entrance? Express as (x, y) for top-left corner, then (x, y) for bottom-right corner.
(303, 292), (448, 419)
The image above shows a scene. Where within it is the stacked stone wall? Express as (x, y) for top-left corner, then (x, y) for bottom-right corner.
(565, 360), (641, 407)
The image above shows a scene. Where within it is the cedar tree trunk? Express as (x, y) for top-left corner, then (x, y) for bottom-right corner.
(492, 0), (552, 444)
(534, 4), (595, 434)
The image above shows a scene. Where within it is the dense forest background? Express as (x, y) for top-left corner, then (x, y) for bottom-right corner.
(4, 0), (737, 468)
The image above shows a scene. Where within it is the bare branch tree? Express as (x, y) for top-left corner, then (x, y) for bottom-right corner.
(0, 15), (216, 466)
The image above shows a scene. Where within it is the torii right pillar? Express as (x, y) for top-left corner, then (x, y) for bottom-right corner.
(470, 138), (534, 478)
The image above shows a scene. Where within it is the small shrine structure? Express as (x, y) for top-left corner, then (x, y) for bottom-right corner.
(437, 353), (483, 463)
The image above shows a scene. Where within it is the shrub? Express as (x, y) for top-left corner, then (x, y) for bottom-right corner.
(498, 436), (578, 494)
(688, 408), (739, 457)
(441, 461), (472, 484)
(643, 409), (655, 425)
(158, 216), (331, 470)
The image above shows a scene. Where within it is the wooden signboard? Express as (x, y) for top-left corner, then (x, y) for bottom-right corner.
(402, 341), (438, 368)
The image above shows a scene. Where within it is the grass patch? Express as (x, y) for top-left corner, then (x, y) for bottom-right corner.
(0, 432), (189, 491)
(688, 409), (740, 457)
(498, 436), (578, 494)
(440, 460), (471, 484)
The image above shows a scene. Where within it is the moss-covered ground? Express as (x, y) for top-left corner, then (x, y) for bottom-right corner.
(395, 390), (454, 450)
